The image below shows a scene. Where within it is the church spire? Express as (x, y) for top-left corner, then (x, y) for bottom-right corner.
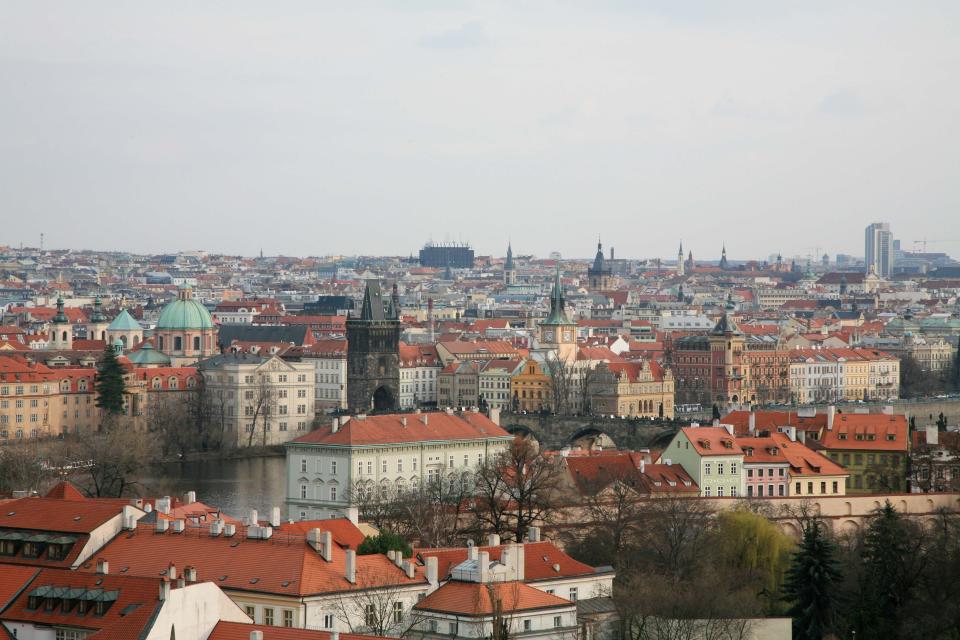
(544, 264), (571, 325)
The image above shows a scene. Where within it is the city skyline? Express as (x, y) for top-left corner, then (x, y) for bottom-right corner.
(3, 3), (959, 258)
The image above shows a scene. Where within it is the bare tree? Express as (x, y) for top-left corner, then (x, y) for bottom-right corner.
(147, 392), (196, 458)
(577, 467), (647, 562)
(0, 441), (55, 494)
(470, 437), (563, 542)
(62, 414), (158, 497)
(331, 568), (420, 637)
(244, 372), (276, 447)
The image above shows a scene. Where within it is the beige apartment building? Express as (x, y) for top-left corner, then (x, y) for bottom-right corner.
(198, 353), (315, 447)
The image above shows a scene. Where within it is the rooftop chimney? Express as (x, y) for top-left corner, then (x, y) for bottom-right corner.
(527, 526), (540, 543)
(224, 523), (237, 537)
(748, 412), (756, 434)
(159, 578), (170, 601)
(421, 414), (429, 425)
(96, 559), (109, 575)
(156, 519), (169, 534)
(487, 533), (500, 547)
(477, 551), (489, 584)
(210, 519), (224, 537)
(171, 519), (185, 533)
(167, 563), (177, 580)
(156, 496), (171, 515)
(489, 407), (501, 426)
(788, 426), (797, 442)
(926, 424), (939, 446)
(426, 556), (439, 586)
(183, 491), (196, 505)
(250, 631), (263, 640)
(271, 507), (281, 528)
(345, 549), (356, 584)
(403, 559), (415, 579)
(320, 530), (332, 561)
(827, 405), (836, 430)
(332, 417), (340, 434)
(722, 423), (734, 436)
(184, 566), (198, 582)
(248, 509), (259, 526)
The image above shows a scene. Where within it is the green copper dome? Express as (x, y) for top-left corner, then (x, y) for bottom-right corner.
(156, 285), (214, 331)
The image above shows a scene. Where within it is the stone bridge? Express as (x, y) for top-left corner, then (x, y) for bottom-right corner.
(499, 412), (681, 451)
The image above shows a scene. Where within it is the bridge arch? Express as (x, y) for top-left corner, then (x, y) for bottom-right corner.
(568, 427), (618, 451)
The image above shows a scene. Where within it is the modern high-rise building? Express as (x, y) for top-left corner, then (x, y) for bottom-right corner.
(864, 222), (894, 278)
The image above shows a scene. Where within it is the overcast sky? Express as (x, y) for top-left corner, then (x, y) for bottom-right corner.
(2, 1), (958, 262)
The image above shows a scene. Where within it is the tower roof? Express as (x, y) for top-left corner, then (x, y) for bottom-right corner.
(542, 265), (572, 326)
(90, 295), (107, 323)
(356, 280), (398, 322)
(710, 313), (742, 336)
(505, 242), (514, 270)
(52, 297), (69, 324)
(107, 309), (142, 331)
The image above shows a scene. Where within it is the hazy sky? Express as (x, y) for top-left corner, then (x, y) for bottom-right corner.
(2, 1), (959, 261)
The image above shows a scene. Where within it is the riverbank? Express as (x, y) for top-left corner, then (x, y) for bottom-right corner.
(160, 445), (285, 464)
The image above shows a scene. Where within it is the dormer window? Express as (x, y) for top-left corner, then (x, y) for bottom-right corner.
(838, 433), (847, 440)
(887, 434), (896, 441)
(27, 596), (39, 609)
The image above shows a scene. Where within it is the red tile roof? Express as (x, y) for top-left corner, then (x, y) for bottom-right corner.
(289, 412), (511, 447)
(681, 427), (743, 456)
(0, 496), (122, 534)
(819, 414), (908, 452)
(0, 568), (163, 640)
(0, 565), (39, 612)
(738, 433), (847, 477)
(88, 525), (424, 597)
(415, 580), (571, 616)
(276, 518), (365, 550)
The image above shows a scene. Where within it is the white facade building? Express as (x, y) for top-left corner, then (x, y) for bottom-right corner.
(284, 410), (512, 521)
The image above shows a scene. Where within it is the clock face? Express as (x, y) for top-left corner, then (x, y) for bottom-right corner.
(543, 330), (555, 342)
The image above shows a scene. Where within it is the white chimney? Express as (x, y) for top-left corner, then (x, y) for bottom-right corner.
(477, 551), (489, 584)
(144, 503), (153, 513)
(159, 578), (171, 601)
(527, 526), (540, 543)
(487, 533), (500, 547)
(332, 417), (340, 434)
(345, 549), (356, 584)
(224, 523), (237, 537)
(321, 530), (332, 562)
(330, 633), (340, 640)
(421, 414), (429, 425)
(96, 559), (109, 575)
(403, 559), (415, 578)
(183, 491), (196, 505)
(184, 566), (197, 582)
(514, 543), (525, 581)
(248, 509), (258, 526)
(489, 407), (501, 426)
(426, 556), (439, 586)
(171, 519), (185, 533)
(827, 405), (836, 430)
(468, 545), (478, 561)
(249, 631), (263, 640)
(926, 425), (939, 446)
(271, 507), (281, 527)
(748, 412), (756, 434)
(665, 458), (672, 466)
(788, 426), (797, 442)
(167, 563), (177, 580)
(210, 519), (223, 537)
(640, 459), (646, 474)
(722, 423), (734, 436)
(713, 418), (720, 427)
(156, 497), (171, 515)
(156, 519), (169, 533)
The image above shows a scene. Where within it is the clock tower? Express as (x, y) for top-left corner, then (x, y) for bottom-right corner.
(538, 265), (577, 363)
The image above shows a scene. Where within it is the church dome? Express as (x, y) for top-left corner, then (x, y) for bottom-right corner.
(156, 285), (214, 331)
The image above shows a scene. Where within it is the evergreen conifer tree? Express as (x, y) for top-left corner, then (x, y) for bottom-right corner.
(856, 502), (912, 638)
(95, 346), (127, 415)
(783, 520), (841, 640)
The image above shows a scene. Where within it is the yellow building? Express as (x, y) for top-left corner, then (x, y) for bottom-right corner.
(511, 359), (552, 413)
(587, 361), (675, 418)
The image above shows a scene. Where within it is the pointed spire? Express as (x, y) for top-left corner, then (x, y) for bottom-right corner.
(544, 264), (571, 325)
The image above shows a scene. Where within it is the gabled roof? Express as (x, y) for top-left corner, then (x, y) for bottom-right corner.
(0, 568), (162, 640)
(819, 414), (908, 452)
(414, 580), (571, 616)
(288, 412), (511, 447)
(680, 427), (743, 456)
(88, 524), (423, 597)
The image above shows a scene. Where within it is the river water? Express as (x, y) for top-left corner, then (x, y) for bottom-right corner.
(135, 455), (287, 519)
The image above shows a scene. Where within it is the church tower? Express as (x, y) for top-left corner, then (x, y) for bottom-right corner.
(538, 266), (577, 363)
(86, 294), (109, 342)
(587, 239), (613, 290)
(48, 297), (72, 351)
(503, 242), (517, 285)
(719, 244), (728, 270)
(347, 280), (401, 413)
(677, 242), (685, 276)
(708, 313), (745, 406)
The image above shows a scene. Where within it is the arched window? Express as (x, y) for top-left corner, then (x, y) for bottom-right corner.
(121, 335), (127, 347)
(169, 377), (178, 390)
(62, 331), (68, 341)
(133, 335), (140, 345)
(152, 378), (161, 390)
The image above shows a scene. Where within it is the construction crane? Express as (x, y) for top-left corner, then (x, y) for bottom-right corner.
(913, 239), (960, 252)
